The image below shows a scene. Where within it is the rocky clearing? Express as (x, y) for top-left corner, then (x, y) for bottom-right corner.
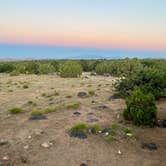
(0, 73), (165, 166)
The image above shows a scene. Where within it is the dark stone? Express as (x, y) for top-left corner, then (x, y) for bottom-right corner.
(70, 131), (87, 139)
(73, 112), (81, 115)
(77, 92), (87, 98)
(49, 102), (55, 105)
(20, 156), (29, 164)
(94, 105), (109, 110)
(102, 128), (111, 134)
(157, 120), (166, 128)
(87, 118), (99, 123)
(87, 112), (94, 115)
(88, 128), (96, 134)
(142, 143), (158, 151)
(29, 115), (47, 120)
(80, 163), (87, 166)
(0, 140), (9, 146)
(108, 94), (118, 101)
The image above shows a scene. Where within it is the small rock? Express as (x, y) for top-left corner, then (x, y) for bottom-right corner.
(80, 163), (87, 166)
(34, 129), (44, 136)
(105, 132), (109, 136)
(23, 145), (29, 150)
(94, 105), (109, 110)
(77, 92), (87, 98)
(29, 115), (47, 120)
(108, 94), (119, 101)
(88, 128), (96, 134)
(0, 140), (9, 146)
(20, 156), (28, 163)
(157, 120), (166, 128)
(73, 112), (81, 116)
(102, 128), (111, 134)
(70, 131), (87, 139)
(126, 133), (133, 137)
(142, 143), (158, 151)
(28, 135), (32, 139)
(87, 112), (94, 115)
(2, 156), (9, 161)
(41, 142), (51, 148)
(118, 150), (122, 155)
(86, 118), (99, 123)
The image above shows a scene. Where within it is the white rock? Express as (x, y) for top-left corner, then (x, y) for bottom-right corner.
(24, 145), (29, 149)
(3, 156), (9, 161)
(98, 131), (102, 133)
(126, 133), (132, 137)
(118, 150), (122, 155)
(28, 135), (32, 139)
(105, 132), (109, 136)
(41, 142), (50, 148)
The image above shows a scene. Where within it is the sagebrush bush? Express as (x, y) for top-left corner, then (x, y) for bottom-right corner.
(71, 123), (88, 132)
(123, 88), (157, 126)
(8, 107), (24, 114)
(59, 61), (83, 78)
(31, 109), (43, 116)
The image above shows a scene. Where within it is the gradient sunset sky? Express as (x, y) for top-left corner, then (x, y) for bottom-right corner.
(0, 0), (166, 52)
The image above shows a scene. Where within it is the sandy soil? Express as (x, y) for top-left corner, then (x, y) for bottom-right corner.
(0, 73), (165, 166)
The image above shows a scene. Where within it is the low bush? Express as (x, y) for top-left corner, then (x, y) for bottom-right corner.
(43, 107), (56, 114)
(59, 61), (83, 78)
(123, 88), (157, 126)
(31, 109), (43, 116)
(71, 123), (88, 132)
(66, 102), (80, 110)
(8, 107), (24, 114)
(88, 90), (95, 96)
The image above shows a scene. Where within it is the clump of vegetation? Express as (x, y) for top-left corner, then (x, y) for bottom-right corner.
(67, 102), (80, 110)
(66, 95), (72, 98)
(89, 124), (102, 133)
(8, 107), (24, 114)
(53, 91), (59, 96)
(59, 61), (83, 78)
(23, 84), (29, 89)
(123, 88), (157, 126)
(88, 90), (95, 96)
(71, 123), (88, 132)
(10, 70), (20, 76)
(43, 107), (56, 114)
(31, 109), (43, 116)
(123, 127), (135, 138)
(27, 100), (37, 106)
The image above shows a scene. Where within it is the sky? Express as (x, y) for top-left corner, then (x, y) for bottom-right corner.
(0, 0), (166, 58)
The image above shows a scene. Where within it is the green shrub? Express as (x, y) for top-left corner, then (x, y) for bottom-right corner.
(123, 88), (157, 126)
(115, 67), (166, 99)
(31, 109), (43, 116)
(27, 101), (37, 106)
(10, 70), (20, 76)
(38, 64), (55, 74)
(88, 90), (95, 96)
(8, 107), (24, 114)
(43, 107), (56, 114)
(59, 61), (83, 78)
(23, 84), (29, 89)
(89, 124), (102, 133)
(67, 102), (80, 110)
(71, 123), (88, 132)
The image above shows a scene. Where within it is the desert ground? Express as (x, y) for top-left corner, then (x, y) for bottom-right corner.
(0, 73), (165, 166)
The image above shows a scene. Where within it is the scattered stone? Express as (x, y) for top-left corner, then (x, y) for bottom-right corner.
(23, 145), (29, 150)
(87, 112), (94, 115)
(2, 156), (9, 161)
(118, 150), (122, 155)
(105, 132), (109, 136)
(73, 112), (81, 116)
(0, 140), (9, 146)
(94, 105), (109, 110)
(20, 156), (29, 163)
(77, 92), (87, 98)
(108, 94), (119, 101)
(48, 102), (55, 105)
(70, 131), (87, 139)
(28, 135), (32, 139)
(103, 73), (110, 77)
(157, 120), (166, 128)
(91, 100), (96, 104)
(29, 115), (47, 120)
(80, 163), (87, 166)
(88, 128), (96, 134)
(86, 118), (99, 123)
(142, 143), (158, 151)
(34, 129), (44, 136)
(102, 128), (111, 134)
(41, 142), (51, 148)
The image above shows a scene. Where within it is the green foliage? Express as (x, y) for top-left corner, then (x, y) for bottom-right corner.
(88, 90), (95, 96)
(8, 107), (24, 114)
(10, 70), (20, 76)
(66, 102), (80, 110)
(123, 88), (157, 126)
(31, 109), (43, 116)
(27, 100), (37, 106)
(59, 61), (83, 78)
(0, 63), (15, 73)
(38, 64), (55, 74)
(71, 123), (88, 132)
(123, 127), (135, 138)
(89, 124), (102, 133)
(23, 84), (29, 89)
(43, 107), (56, 114)
(115, 67), (166, 99)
